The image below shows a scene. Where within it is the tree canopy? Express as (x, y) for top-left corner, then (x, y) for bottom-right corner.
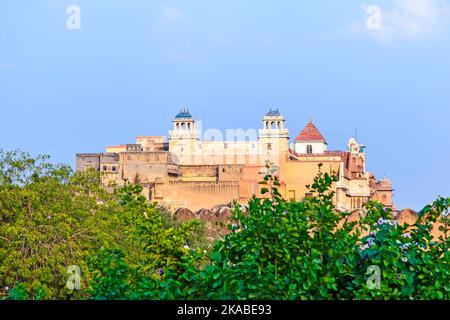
(1, 151), (449, 300)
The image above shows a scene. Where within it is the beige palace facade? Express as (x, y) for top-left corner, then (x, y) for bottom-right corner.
(76, 109), (393, 212)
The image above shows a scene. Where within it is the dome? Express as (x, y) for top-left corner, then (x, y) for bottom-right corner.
(174, 207), (194, 221)
(265, 108), (281, 117)
(175, 109), (193, 119)
(377, 176), (393, 190)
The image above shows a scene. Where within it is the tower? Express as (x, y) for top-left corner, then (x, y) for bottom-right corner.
(168, 109), (199, 161)
(347, 137), (366, 176)
(258, 108), (289, 151)
(294, 120), (327, 155)
(376, 177), (394, 209)
(258, 109), (290, 178)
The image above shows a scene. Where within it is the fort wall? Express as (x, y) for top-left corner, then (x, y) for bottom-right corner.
(160, 180), (240, 211)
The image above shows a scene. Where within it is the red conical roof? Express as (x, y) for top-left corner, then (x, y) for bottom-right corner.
(295, 120), (326, 142)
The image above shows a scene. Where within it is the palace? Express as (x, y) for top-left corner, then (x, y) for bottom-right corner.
(76, 109), (393, 212)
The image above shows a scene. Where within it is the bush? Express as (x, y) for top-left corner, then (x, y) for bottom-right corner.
(87, 183), (207, 300)
(1, 151), (449, 300)
(123, 163), (450, 300)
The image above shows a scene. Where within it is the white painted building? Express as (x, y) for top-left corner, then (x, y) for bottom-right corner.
(293, 120), (327, 155)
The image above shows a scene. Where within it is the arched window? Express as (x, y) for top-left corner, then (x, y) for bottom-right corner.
(307, 145), (313, 154)
(267, 144), (272, 151)
(271, 122), (275, 129)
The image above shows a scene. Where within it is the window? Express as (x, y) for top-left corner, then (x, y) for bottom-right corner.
(267, 144), (272, 151)
(305, 192), (313, 198)
(307, 145), (313, 154)
(111, 166), (117, 172)
(288, 190), (296, 200)
(103, 165), (107, 171)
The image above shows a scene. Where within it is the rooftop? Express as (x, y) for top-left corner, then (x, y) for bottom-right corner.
(295, 120), (326, 142)
(265, 108), (281, 117)
(175, 109), (193, 119)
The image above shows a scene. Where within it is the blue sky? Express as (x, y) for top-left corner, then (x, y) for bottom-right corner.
(1, 0), (449, 210)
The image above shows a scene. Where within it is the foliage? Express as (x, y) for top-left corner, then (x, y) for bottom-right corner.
(1, 151), (450, 300)
(351, 196), (450, 299)
(0, 150), (125, 299)
(195, 163), (360, 299)
(87, 183), (206, 300)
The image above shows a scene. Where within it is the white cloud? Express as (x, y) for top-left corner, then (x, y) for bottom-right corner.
(157, 4), (185, 25)
(346, 0), (450, 43)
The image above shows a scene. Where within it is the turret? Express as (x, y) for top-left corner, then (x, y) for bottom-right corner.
(258, 108), (289, 153)
(168, 109), (199, 156)
(293, 120), (327, 155)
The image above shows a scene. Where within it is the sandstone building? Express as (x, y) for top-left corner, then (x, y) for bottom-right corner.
(76, 109), (393, 212)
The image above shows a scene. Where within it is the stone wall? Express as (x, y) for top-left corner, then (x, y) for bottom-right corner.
(119, 151), (179, 183)
(161, 180), (239, 211)
(76, 153), (119, 172)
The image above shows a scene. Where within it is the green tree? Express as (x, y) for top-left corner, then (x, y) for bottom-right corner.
(0, 151), (123, 299)
(87, 183), (207, 300)
(194, 163), (360, 299)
